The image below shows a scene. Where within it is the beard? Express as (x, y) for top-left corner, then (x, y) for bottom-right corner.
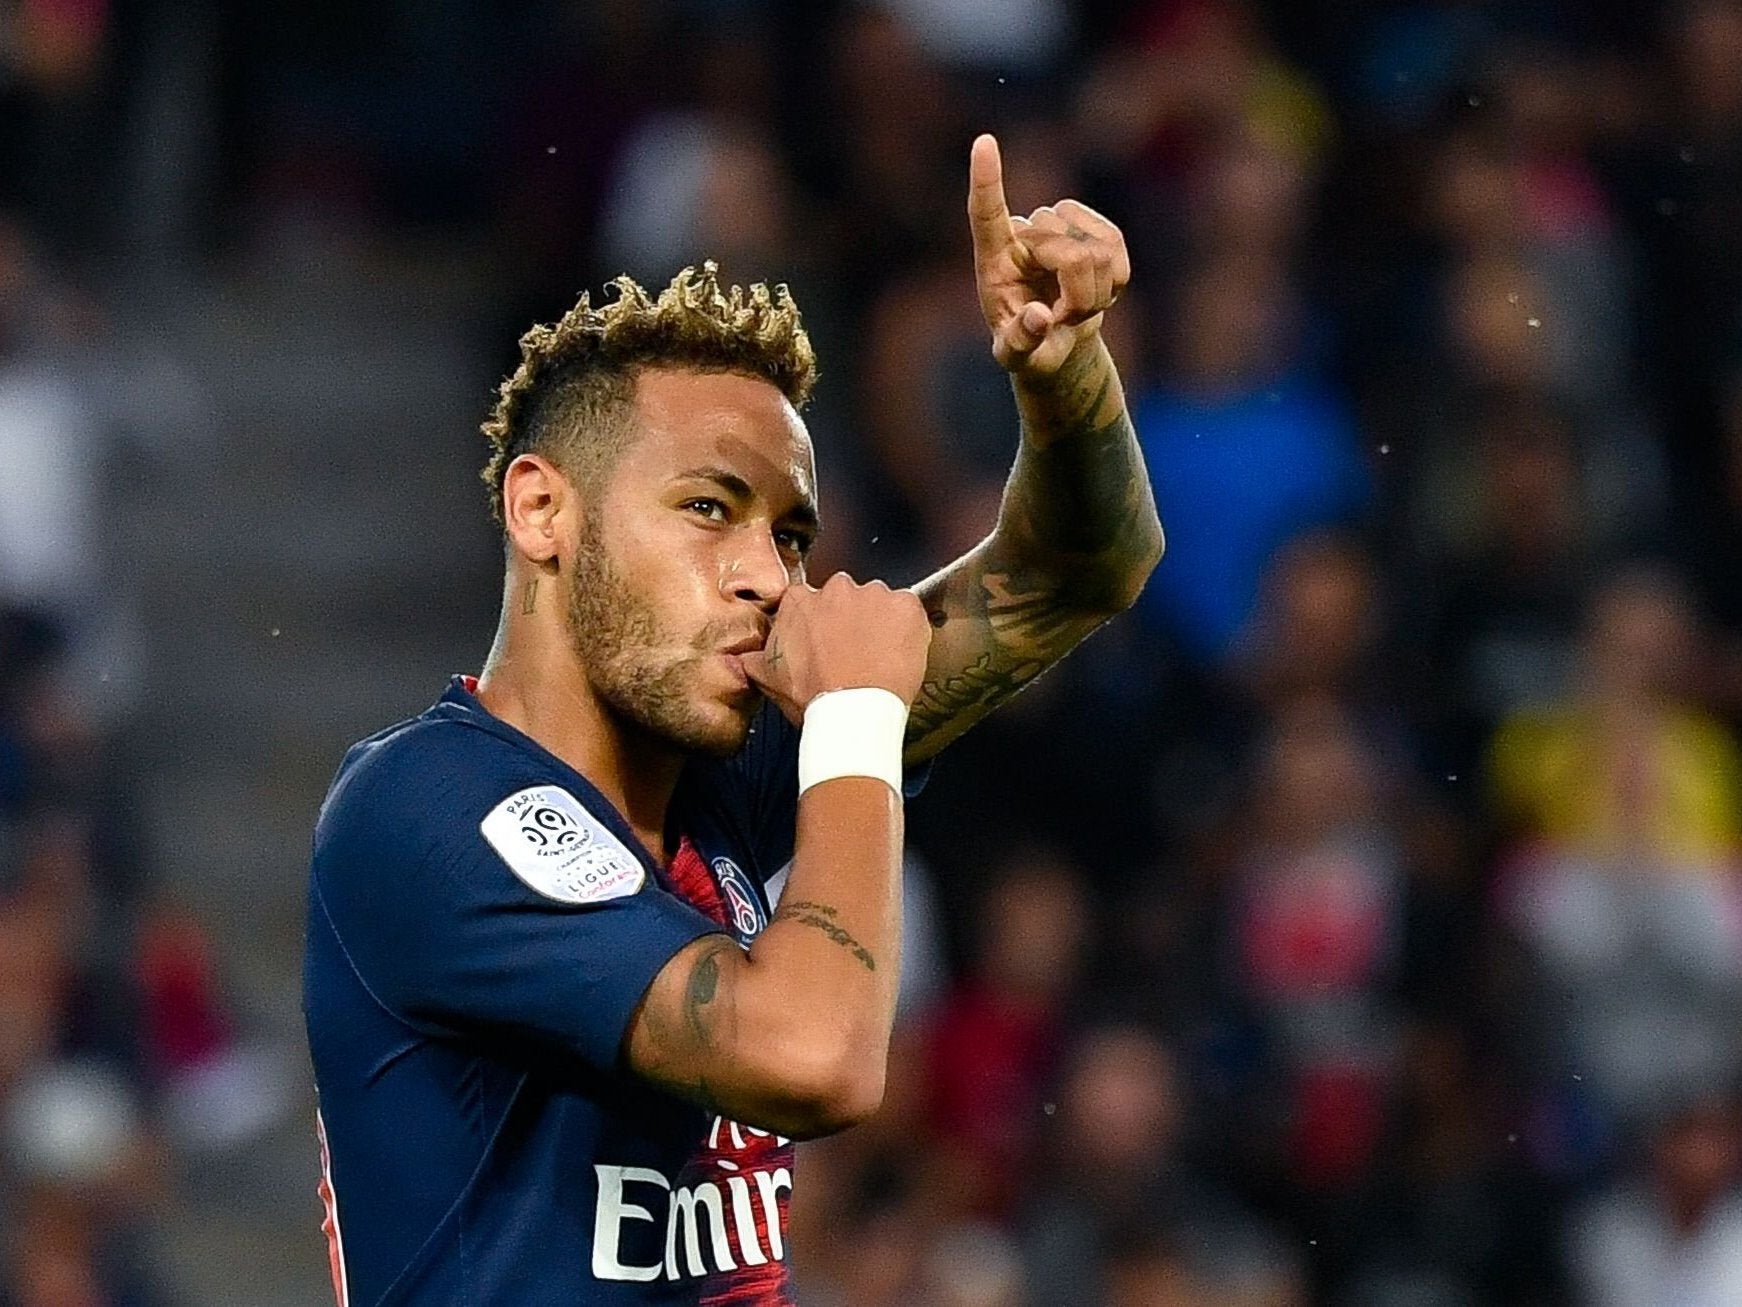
(564, 525), (754, 758)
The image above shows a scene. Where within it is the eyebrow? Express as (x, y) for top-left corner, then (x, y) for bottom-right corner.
(678, 465), (821, 533)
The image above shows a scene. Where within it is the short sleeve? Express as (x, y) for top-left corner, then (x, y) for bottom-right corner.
(311, 729), (723, 1072)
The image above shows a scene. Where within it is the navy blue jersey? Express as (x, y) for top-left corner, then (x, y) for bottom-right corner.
(305, 676), (809, 1305)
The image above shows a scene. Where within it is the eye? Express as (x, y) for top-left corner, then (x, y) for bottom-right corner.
(775, 528), (814, 557)
(681, 498), (728, 523)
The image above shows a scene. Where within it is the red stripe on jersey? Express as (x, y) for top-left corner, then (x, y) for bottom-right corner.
(666, 837), (797, 1305)
(666, 836), (730, 927)
(316, 1110), (350, 1306)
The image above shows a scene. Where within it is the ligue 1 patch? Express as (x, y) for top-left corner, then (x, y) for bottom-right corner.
(711, 856), (766, 938)
(479, 786), (645, 905)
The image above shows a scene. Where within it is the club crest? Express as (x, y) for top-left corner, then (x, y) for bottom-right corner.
(711, 856), (766, 938)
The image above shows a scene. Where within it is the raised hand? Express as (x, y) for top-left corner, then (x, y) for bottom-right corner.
(740, 573), (933, 724)
(967, 133), (1131, 377)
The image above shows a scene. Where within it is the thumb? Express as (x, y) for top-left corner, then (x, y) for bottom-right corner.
(1025, 319), (1087, 374)
(993, 301), (1054, 369)
(740, 651), (803, 724)
(740, 649), (775, 687)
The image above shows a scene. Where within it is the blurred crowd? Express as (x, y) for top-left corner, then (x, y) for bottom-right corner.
(8, 0), (1742, 1303)
(0, 242), (284, 1307)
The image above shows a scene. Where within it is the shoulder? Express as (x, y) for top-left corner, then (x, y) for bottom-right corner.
(318, 711), (531, 846)
(313, 707), (579, 899)
(314, 708), (653, 915)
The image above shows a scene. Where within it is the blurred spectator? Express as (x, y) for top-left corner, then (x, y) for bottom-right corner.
(1492, 569), (1742, 1136)
(1212, 695), (1408, 1195)
(874, 0), (1071, 79)
(0, 846), (166, 1306)
(1402, 395), (1602, 776)
(0, 0), (116, 253)
(823, 8), (966, 281)
(923, 849), (1089, 1218)
(1076, 0), (1332, 205)
(0, 220), (104, 641)
(1341, 1021), (1562, 1306)
(1020, 1023), (1287, 1307)
(1235, 532), (1385, 713)
(1566, 1093), (1742, 1307)
(1376, 90), (1665, 575)
(595, 28), (800, 290)
(916, 1220), (1026, 1307)
(1129, 255), (1371, 666)
(1489, 46), (1633, 409)
(1490, 567), (1740, 867)
(1622, 0), (1742, 535)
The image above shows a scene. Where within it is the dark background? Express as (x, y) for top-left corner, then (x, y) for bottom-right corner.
(4, 0), (1742, 1302)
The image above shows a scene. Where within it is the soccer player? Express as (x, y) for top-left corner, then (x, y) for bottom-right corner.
(304, 135), (1161, 1304)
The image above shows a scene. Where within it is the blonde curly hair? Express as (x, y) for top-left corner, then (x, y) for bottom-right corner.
(480, 262), (817, 525)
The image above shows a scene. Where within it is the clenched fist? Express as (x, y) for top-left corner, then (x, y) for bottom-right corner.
(968, 133), (1132, 376)
(740, 573), (933, 723)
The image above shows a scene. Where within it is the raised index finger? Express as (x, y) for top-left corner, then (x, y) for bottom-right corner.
(967, 133), (1012, 262)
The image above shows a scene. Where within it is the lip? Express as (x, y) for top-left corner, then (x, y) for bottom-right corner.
(717, 634), (766, 657)
(718, 652), (752, 692)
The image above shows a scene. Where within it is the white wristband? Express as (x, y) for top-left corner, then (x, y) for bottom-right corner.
(797, 687), (909, 798)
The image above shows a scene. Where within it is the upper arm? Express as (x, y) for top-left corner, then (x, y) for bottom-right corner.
(904, 536), (1114, 766)
(315, 759), (720, 1074)
(621, 931), (871, 1139)
(621, 934), (746, 1119)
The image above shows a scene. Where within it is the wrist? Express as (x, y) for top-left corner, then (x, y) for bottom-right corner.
(798, 688), (909, 797)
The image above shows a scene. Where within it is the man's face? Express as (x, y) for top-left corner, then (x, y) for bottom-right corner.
(565, 368), (818, 758)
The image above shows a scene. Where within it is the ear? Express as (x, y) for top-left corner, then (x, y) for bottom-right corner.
(501, 453), (573, 566)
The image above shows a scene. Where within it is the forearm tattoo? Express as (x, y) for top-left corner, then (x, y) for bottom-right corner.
(770, 899), (876, 972)
(1003, 344), (1155, 562)
(907, 336), (1161, 758)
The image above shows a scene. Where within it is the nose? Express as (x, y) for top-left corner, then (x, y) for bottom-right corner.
(722, 529), (791, 614)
